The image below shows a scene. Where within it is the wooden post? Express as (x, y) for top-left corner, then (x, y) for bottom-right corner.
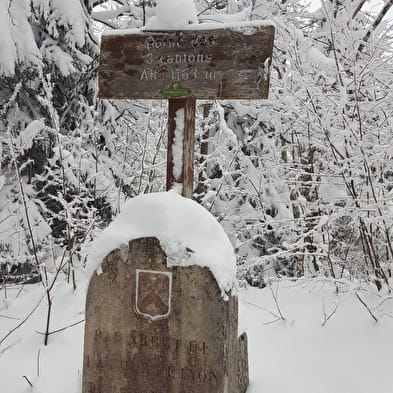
(167, 98), (196, 199)
(195, 103), (212, 197)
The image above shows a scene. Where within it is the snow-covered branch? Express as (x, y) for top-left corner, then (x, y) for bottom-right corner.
(358, 0), (393, 53)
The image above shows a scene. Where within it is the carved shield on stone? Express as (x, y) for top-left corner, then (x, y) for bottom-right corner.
(135, 269), (172, 320)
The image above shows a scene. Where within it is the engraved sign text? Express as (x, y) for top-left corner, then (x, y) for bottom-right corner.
(99, 23), (275, 99)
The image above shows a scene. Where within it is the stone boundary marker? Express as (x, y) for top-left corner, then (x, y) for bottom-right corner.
(82, 237), (248, 393)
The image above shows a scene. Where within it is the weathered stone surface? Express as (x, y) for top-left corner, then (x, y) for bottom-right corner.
(99, 25), (275, 100)
(82, 237), (248, 393)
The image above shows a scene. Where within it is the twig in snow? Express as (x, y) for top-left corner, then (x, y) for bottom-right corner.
(16, 286), (25, 298)
(23, 376), (33, 388)
(37, 349), (41, 377)
(378, 296), (393, 307)
(36, 319), (85, 336)
(321, 299), (339, 327)
(0, 294), (44, 346)
(355, 292), (378, 322)
(269, 283), (286, 321)
(0, 314), (21, 320)
(246, 301), (282, 320)
(263, 318), (284, 325)
(376, 311), (393, 319)
(0, 339), (21, 355)
(43, 247), (67, 346)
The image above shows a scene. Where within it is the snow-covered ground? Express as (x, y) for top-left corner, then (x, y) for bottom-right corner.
(241, 280), (393, 393)
(1, 277), (393, 393)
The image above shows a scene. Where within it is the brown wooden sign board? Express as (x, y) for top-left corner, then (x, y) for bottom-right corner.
(99, 23), (275, 100)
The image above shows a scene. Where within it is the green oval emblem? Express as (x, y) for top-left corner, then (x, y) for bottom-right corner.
(160, 82), (192, 98)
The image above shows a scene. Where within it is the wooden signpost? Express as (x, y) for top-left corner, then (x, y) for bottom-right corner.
(99, 22), (275, 198)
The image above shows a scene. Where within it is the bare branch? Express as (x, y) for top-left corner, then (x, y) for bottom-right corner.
(0, 294), (45, 346)
(269, 283), (286, 321)
(263, 317), (284, 325)
(358, 0), (393, 54)
(92, 5), (132, 20)
(0, 339), (21, 355)
(352, 0), (367, 19)
(36, 319), (85, 336)
(8, 129), (42, 272)
(355, 292), (378, 322)
(91, 15), (118, 29)
(0, 314), (20, 320)
(321, 300), (339, 327)
(23, 376), (33, 388)
(246, 300), (282, 320)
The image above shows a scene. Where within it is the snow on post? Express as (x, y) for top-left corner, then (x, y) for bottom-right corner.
(83, 192), (249, 393)
(87, 191), (236, 295)
(145, 0), (199, 30)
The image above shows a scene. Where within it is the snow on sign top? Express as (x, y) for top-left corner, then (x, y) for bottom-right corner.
(102, 20), (275, 35)
(145, 0), (199, 29)
(87, 191), (237, 296)
(99, 21), (275, 100)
